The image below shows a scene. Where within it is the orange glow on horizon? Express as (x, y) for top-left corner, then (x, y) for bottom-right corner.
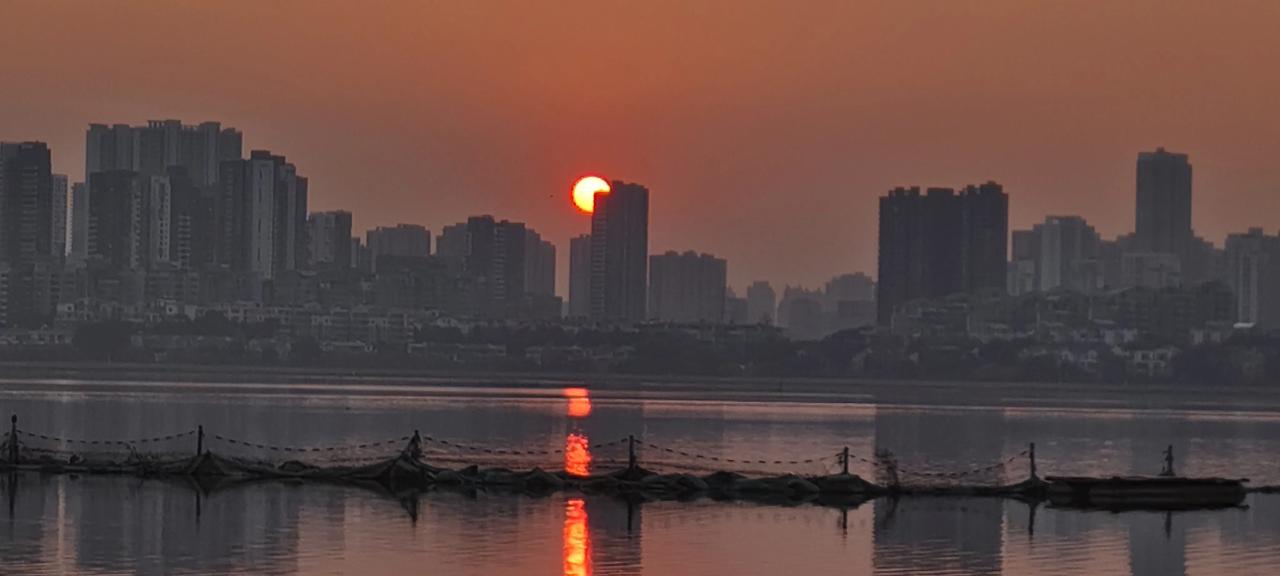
(571, 176), (609, 214)
(564, 387), (592, 418)
(565, 432), (592, 477)
(563, 498), (592, 576)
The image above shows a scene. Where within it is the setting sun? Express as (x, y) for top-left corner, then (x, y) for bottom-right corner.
(571, 176), (610, 214)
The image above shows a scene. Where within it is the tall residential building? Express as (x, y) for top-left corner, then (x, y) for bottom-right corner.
(437, 215), (554, 317)
(568, 234), (592, 318)
(435, 223), (470, 261)
(1135, 148), (1193, 258)
(86, 120), (242, 188)
(959, 182), (1009, 293)
(589, 181), (649, 323)
(367, 224), (431, 272)
(0, 142), (59, 326)
(876, 183), (1009, 325)
(309, 211), (354, 269)
(648, 251), (727, 323)
(1224, 228), (1280, 328)
(69, 182), (88, 266)
(217, 150), (307, 279)
(0, 142), (55, 265)
(87, 170), (144, 271)
(1008, 216), (1103, 294)
(51, 174), (67, 257)
(746, 281), (776, 325)
(522, 228), (556, 296)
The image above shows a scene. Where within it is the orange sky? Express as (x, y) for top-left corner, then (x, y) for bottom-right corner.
(2, 1), (1278, 292)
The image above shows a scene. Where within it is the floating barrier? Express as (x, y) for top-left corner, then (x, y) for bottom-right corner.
(0, 415), (1257, 511)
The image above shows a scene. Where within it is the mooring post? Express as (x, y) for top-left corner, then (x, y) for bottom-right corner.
(841, 446), (850, 475)
(9, 415), (17, 465)
(196, 425), (204, 456)
(1029, 442), (1038, 480)
(627, 435), (637, 472)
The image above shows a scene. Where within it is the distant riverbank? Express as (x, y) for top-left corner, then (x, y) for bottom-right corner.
(1, 360), (1276, 407)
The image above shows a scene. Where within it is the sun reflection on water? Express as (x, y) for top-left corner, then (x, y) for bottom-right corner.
(563, 498), (592, 576)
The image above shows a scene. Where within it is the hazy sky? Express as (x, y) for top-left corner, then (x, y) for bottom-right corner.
(3, 1), (1278, 293)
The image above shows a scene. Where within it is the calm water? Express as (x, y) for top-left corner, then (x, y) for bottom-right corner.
(2, 377), (1280, 575)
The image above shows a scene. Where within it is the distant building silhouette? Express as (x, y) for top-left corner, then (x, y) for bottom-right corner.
(1008, 216), (1103, 295)
(1225, 228), (1280, 328)
(87, 170), (143, 271)
(0, 142), (60, 326)
(217, 151), (308, 280)
(778, 285), (824, 340)
(86, 120), (241, 189)
(436, 215), (558, 318)
(745, 280), (776, 325)
(959, 182), (1009, 293)
(366, 224), (430, 272)
(648, 250), (727, 323)
(69, 181), (88, 266)
(723, 287), (748, 324)
(1135, 148), (1192, 259)
(522, 228), (555, 297)
(568, 234), (592, 318)
(590, 181), (648, 323)
(877, 182), (1008, 326)
(308, 211), (353, 269)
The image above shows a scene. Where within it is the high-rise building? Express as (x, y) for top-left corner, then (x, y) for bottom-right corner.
(824, 272), (877, 332)
(1008, 216), (1103, 294)
(0, 142), (59, 326)
(435, 223), (470, 261)
(51, 174), (67, 257)
(648, 250), (727, 323)
(87, 170), (144, 271)
(437, 215), (556, 317)
(366, 224), (431, 272)
(309, 211), (354, 269)
(69, 182), (88, 266)
(567, 235), (593, 319)
(876, 183), (1009, 325)
(746, 281), (776, 325)
(1225, 228), (1280, 328)
(217, 150), (308, 279)
(1135, 148), (1193, 258)
(86, 120), (242, 189)
(0, 142), (55, 265)
(589, 181), (648, 323)
(959, 182), (1009, 293)
(522, 228), (556, 297)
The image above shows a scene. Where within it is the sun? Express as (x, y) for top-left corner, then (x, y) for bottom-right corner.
(572, 176), (610, 214)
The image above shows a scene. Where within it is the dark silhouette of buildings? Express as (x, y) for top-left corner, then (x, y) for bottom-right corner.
(647, 250), (727, 323)
(366, 223), (430, 273)
(0, 142), (59, 326)
(876, 182), (1008, 326)
(568, 234), (592, 319)
(745, 280), (776, 325)
(435, 215), (559, 318)
(308, 211), (354, 269)
(1135, 148), (1193, 258)
(87, 170), (143, 271)
(590, 181), (648, 323)
(86, 120), (242, 189)
(216, 150), (308, 280)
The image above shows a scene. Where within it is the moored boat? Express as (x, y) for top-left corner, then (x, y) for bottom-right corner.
(1045, 475), (1248, 510)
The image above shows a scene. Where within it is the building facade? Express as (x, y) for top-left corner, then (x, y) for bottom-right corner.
(648, 250), (727, 323)
(589, 181), (648, 323)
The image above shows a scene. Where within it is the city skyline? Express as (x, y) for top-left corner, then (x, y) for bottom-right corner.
(3, 2), (1278, 290)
